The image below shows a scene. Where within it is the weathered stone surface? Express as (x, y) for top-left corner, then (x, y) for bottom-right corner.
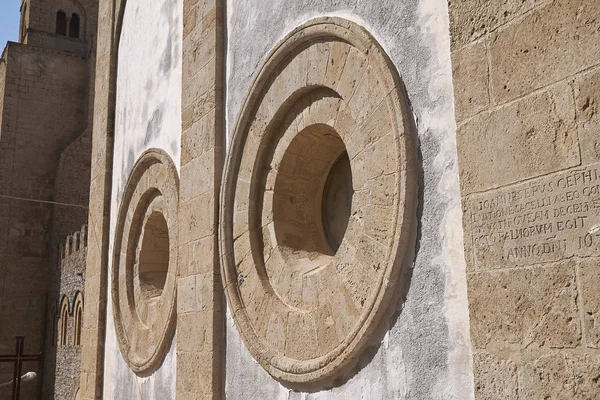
(578, 257), (600, 348)
(464, 163), (600, 270)
(472, 352), (518, 400)
(449, 0), (545, 49)
(176, 0), (225, 398)
(53, 228), (87, 400)
(519, 352), (600, 399)
(489, 0), (600, 104)
(576, 67), (600, 165)
(458, 82), (579, 195)
(452, 39), (490, 122)
(468, 261), (580, 349)
(450, 0), (600, 398)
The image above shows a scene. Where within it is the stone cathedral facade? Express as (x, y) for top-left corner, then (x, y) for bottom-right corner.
(0, 0), (599, 399)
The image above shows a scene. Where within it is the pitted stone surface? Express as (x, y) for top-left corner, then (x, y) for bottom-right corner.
(221, 17), (417, 384)
(111, 149), (179, 373)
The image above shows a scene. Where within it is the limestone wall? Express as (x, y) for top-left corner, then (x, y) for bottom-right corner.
(450, 0), (600, 398)
(101, 0), (182, 398)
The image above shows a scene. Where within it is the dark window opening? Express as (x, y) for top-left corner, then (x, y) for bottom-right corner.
(69, 13), (80, 38)
(56, 11), (67, 36)
(74, 301), (82, 345)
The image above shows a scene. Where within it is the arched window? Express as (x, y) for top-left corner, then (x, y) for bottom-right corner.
(56, 11), (67, 36)
(73, 293), (83, 346)
(59, 296), (69, 346)
(69, 13), (80, 39)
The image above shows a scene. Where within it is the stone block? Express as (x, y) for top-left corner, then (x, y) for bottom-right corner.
(178, 275), (199, 314)
(575, 67), (600, 165)
(182, 63), (216, 112)
(468, 261), (580, 349)
(176, 351), (202, 394)
(578, 257), (600, 348)
(519, 352), (600, 399)
(449, 0), (545, 49)
(180, 152), (214, 202)
(473, 352), (518, 400)
(458, 82), (578, 194)
(452, 38), (490, 121)
(177, 312), (207, 353)
(181, 109), (216, 164)
(178, 193), (214, 244)
(489, 0), (600, 103)
(190, 236), (216, 275)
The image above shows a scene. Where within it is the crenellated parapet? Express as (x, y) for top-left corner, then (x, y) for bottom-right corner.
(58, 224), (87, 265)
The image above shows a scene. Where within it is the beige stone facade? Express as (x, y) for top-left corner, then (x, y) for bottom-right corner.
(2, 0), (600, 399)
(451, 0), (600, 398)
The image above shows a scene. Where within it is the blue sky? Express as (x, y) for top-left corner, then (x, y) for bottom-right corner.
(0, 1), (21, 48)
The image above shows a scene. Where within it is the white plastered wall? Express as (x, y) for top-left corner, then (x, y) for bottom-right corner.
(224, 0), (474, 398)
(103, 0), (183, 398)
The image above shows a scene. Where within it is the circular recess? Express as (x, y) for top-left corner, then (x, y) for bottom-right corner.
(138, 211), (170, 300)
(220, 17), (417, 384)
(322, 151), (353, 252)
(112, 149), (179, 373)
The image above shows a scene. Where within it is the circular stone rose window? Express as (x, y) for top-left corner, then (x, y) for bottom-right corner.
(221, 18), (417, 385)
(112, 149), (179, 374)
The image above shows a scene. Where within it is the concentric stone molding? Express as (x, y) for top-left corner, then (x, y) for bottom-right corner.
(111, 149), (179, 374)
(220, 17), (417, 384)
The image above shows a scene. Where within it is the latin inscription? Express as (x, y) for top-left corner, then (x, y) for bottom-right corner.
(466, 164), (600, 268)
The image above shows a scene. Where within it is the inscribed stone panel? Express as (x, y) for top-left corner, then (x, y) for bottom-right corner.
(464, 163), (600, 270)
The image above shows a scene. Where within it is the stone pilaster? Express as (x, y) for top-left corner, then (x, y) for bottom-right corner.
(177, 0), (225, 398)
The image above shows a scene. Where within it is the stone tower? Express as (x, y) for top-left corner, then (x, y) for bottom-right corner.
(19, 0), (98, 56)
(0, 0), (97, 398)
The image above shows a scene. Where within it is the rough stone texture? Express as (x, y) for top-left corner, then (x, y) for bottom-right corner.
(53, 227), (87, 400)
(458, 81), (579, 195)
(519, 352), (600, 399)
(468, 261), (580, 349)
(578, 258), (600, 348)
(176, 0), (225, 397)
(575, 67), (600, 165)
(472, 352), (518, 400)
(488, 0), (600, 104)
(451, 39), (489, 121)
(451, 0), (600, 398)
(462, 162), (600, 271)
(449, 0), (548, 50)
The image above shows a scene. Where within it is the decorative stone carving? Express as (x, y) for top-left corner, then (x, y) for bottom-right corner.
(220, 17), (417, 384)
(111, 149), (179, 373)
